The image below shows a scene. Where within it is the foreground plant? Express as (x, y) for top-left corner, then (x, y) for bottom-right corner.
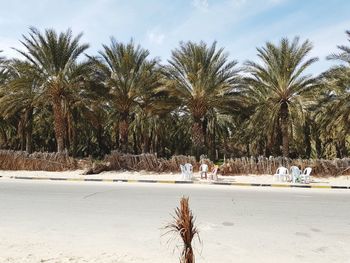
(165, 196), (200, 263)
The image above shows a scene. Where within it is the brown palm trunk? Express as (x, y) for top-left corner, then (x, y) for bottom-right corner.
(18, 118), (25, 151)
(280, 102), (289, 158)
(52, 97), (66, 153)
(191, 121), (205, 160)
(0, 126), (8, 148)
(25, 108), (33, 154)
(119, 117), (129, 153)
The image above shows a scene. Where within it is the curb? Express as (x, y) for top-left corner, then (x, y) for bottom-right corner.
(2, 176), (350, 189)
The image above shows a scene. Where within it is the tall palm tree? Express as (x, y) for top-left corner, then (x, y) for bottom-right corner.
(0, 60), (39, 153)
(0, 51), (11, 148)
(243, 37), (318, 157)
(164, 41), (240, 158)
(15, 27), (90, 152)
(93, 39), (160, 153)
(319, 30), (350, 157)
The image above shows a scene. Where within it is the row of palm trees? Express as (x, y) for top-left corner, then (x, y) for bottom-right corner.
(0, 28), (349, 159)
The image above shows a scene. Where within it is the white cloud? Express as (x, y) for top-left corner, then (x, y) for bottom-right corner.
(230, 0), (285, 7)
(269, 0), (286, 4)
(192, 0), (209, 10)
(231, 0), (247, 6)
(147, 30), (165, 45)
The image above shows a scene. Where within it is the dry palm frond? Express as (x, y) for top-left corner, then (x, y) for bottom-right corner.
(165, 197), (200, 263)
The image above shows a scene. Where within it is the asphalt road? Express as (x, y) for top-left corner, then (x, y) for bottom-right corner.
(0, 179), (349, 263)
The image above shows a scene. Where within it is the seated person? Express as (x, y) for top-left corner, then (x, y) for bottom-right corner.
(208, 165), (218, 181)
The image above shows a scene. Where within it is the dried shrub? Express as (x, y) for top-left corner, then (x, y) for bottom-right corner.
(165, 197), (200, 263)
(0, 150), (78, 171)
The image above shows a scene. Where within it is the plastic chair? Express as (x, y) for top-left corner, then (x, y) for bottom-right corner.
(184, 163), (193, 180)
(274, 166), (289, 182)
(200, 163), (208, 179)
(290, 166), (301, 183)
(180, 164), (186, 180)
(300, 167), (312, 184)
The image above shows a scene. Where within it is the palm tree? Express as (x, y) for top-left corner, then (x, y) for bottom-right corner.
(0, 51), (11, 148)
(14, 27), (90, 153)
(243, 37), (318, 157)
(93, 39), (160, 153)
(319, 30), (350, 157)
(0, 60), (39, 153)
(164, 41), (240, 158)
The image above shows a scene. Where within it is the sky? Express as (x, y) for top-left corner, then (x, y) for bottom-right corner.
(0, 0), (349, 74)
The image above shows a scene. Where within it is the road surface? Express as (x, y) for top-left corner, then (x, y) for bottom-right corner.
(0, 179), (349, 262)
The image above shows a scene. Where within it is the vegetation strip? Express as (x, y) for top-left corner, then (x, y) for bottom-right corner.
(1, 28), (349, 172)
(2, 176), (349, 190)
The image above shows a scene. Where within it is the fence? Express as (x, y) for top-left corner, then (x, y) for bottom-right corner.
(220, 156), (350, 177)
(0, 150), (78, 171)
(105, 151), (213, 173)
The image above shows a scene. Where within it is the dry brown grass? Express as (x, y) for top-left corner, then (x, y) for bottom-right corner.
(0, 150), (78, 171)
(165, 197), (199, 263)
(220, 156), (350, 177)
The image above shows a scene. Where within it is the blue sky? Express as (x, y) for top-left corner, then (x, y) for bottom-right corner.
(0, 0), (349, 74)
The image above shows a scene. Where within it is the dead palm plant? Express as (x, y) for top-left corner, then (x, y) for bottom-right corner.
(165, 196), (199, 263)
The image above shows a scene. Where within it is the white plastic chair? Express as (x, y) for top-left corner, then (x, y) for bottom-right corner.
(290, 166), (301, 183)
(274, 166), (289, 182)
(180, 164), (186, 180)
(184, 163), (193, 181)
(300, 167), (312, 184)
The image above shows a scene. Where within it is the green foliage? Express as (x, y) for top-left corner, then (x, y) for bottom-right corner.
(0, 29), (349, 159)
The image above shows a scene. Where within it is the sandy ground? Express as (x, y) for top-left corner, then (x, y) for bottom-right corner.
(0, 169), (350, 186)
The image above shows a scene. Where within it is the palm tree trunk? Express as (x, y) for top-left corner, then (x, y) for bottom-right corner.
(119, 115), (129, 153)
(19, 118), (26, 151)
(132, 131), (138, 154)
(143, 133), (150, 153)
(52, 97), (66, 153)
(191, 121), (205, 160)
(280, 102), (289, 158)
(25, 108), (33, 154)
(114, 123), (119, 149)
(96, 124), (103, 155)
(0, 127), (8, 148)
(303, 118), (311, 158)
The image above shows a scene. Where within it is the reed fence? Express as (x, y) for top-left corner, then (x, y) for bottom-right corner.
(0, 150), (78, 171)
(105, 151), (213, 173)
(220, 156), (350, 177)
(1, 150), (349, 177)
